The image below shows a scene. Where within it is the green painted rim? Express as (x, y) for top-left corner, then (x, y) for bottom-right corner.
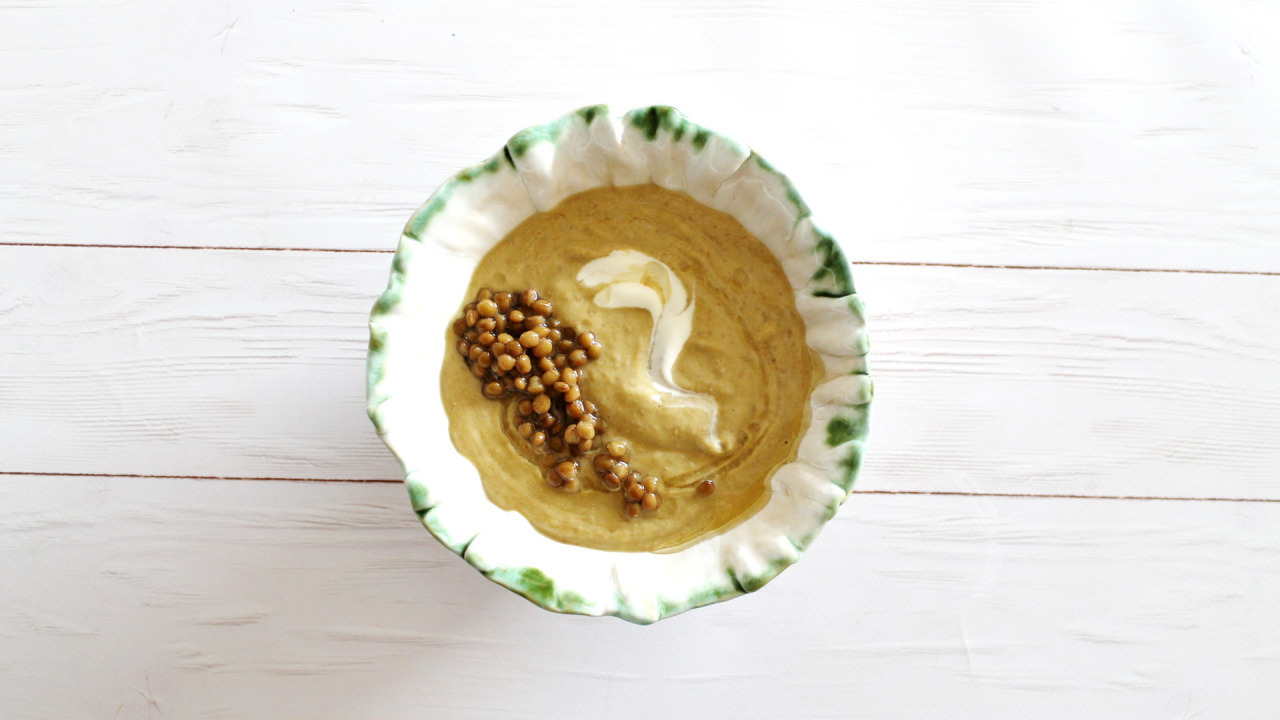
(368, 105), (870, 624)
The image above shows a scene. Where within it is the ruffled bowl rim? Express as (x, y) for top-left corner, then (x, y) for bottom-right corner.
(368, 105), (870, 624)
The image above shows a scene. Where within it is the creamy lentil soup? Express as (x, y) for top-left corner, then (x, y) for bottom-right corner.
(441, 184), (818, 552)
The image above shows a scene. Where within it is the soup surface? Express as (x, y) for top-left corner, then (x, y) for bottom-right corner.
(440, 183), (818, 552)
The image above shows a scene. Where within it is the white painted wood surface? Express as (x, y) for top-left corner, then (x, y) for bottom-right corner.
(3, 1), (1279, 717)
(5, 247), (1280, 499)
(4, 476), (1279, 719)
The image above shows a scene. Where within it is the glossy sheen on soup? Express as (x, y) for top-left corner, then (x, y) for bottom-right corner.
(440, 184), (819, 552)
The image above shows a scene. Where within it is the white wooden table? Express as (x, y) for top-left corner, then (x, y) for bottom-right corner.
(4, 2), (1279, 717)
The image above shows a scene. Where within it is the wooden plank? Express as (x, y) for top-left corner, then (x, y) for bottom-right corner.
(854, 263), (1280, 500)
(3, 245), (1278, 500)
(1, 475), (1277, 718)
(2, 2), (1279, 272)
(0, 245), (401, 482)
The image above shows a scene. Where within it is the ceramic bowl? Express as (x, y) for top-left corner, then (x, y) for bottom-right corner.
(368, 105), (870, 623)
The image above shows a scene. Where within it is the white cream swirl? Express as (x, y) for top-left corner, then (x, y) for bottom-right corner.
(577, 250), (722, 453)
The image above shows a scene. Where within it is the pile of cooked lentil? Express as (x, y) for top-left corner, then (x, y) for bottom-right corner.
(452, 288), (667, 518)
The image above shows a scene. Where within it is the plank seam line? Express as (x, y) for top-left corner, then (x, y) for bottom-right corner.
(0, 242), (392, 254)
(858, 489), (1280, 503)
(2, 242), (1277, 277)
(3, 471), (1277, 503)
(0, 471), (396, 483)
(854, 261), (1280, 277)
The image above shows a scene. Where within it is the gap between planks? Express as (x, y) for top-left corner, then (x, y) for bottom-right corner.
(4, 241), (1278, 277)
(3, 470), (1277, 505)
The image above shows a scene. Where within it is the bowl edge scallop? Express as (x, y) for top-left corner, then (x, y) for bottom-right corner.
(367, 105), (870, 624)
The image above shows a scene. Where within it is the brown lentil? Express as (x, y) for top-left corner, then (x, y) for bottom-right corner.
(625, 502), (641, 519)
(641, 492), (660, 511)
(698, 479), (716, 497)
(532, 393), (551, 414)
(624, 482), (646, 502)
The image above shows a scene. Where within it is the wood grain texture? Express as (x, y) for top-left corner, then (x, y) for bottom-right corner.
(0, 245), (401, 482)
(2, 1), (1279, 272)
(1, 475), (1277, 719)
(855, 263), (1280, 500)
(4, 1), (1280, 717)
(4, 245), (1278, 500)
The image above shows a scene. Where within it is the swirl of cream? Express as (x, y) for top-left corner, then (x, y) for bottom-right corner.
(577, 250), (722, 453)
